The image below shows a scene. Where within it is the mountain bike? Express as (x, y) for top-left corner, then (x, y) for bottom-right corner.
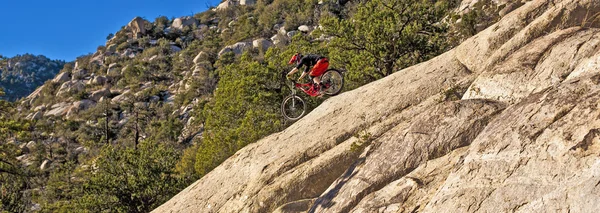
(281, 69), (344, 121)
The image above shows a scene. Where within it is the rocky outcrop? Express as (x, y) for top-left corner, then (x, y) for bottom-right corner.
(52, 72), (71, 83)
(71, 69), (88, 80)
(216, 0), (237, 10)
(155, 0), (600, 212)
(172, 16), (199, 30)
(56, 80), (85, 96)
(127, 17), (150, 38)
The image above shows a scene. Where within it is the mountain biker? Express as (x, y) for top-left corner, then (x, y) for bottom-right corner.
(286, 53), (329, 94)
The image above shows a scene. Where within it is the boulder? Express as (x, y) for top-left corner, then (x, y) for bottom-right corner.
(287, 30), (298, 38)
(19, 143), (29, 153)
(127, 17), (150, 38)
(271, 34), (288, 45)
(40, 159), (51, 170)
(34, 105), (46, 112)
(107, 63), (120, 75)
(106, 44), (118, 53)
(56, 80), (85, 96)
(121, 48), (137, 58)
(89, 88), (111, 102)
(45, 102), (71, 117)
(90, 76), (107, 85)
(30, 111), (43, 120)
(171, 45), (182, 53)
(240, 0), (256, 5)
(193, 51), (210, 64)
(25, 141), (36, 151)
(73, 147), (88, 156)
(216, 0), (237, 10)
(16, 155), (34, 167)
(111, 90), (131, 104)
(73, 99), (95, 111)
(218, 42), (252, 57)
(52, 72), (71, 83)
(298, 25), (312, 33)
(25, 85), (45, 105)
(273, 23), (284, 31)
(172, 16), (199, 30)
(71, 69), (88, 80)
(252, 38), (274, 52)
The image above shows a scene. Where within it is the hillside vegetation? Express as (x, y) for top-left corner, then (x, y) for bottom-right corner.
(0, 0), (503, 212)
(0, 54), (66, 101)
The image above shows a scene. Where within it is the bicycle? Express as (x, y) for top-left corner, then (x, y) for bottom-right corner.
(281, 69), (344, 121)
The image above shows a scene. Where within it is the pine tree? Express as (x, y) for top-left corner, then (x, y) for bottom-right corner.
(321, 0), (451, 87)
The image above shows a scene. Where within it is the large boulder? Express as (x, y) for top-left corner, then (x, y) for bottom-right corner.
(127, 17), (150, 38)
(172, 16), (199, 30)
(216, 0), (237, 10)
(56, 80), (85, 96)
(44, 102), (71, 117)
(111, 90), (131, 104)
(52, 72), (71, 83)
(252, 38), (273, 52)
(89, 75), (107, 85)
(71, 69), (88, 80)
(89, 88), (111, 102)
(218, 42), (252, 57)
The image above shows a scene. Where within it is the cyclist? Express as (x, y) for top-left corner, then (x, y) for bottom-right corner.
(286, 53), (329, 94)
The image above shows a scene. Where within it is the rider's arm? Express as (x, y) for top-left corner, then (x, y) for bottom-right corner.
(287, 67), (299, 77)
(298, 71), (308, 81)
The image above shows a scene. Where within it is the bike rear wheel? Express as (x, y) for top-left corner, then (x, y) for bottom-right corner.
(282, 95), (307, 121)
(321, 69), (344, 96)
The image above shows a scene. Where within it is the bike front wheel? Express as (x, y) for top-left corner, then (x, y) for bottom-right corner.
(321, 69), (344, 96)
(282, 95), (307, 121)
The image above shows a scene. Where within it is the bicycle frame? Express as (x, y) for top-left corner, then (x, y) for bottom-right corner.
(293, 81), (321, 97)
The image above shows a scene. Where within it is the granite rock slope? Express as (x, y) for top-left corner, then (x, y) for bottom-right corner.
(155, 0), (600, 212)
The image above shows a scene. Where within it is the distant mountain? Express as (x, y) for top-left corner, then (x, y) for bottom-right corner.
(0, 54), (66, 101)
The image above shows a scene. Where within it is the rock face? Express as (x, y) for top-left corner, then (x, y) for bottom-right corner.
(155, 0), (600, 212)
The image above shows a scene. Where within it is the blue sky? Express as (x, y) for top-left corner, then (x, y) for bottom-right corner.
(0, 0), (221, 61)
